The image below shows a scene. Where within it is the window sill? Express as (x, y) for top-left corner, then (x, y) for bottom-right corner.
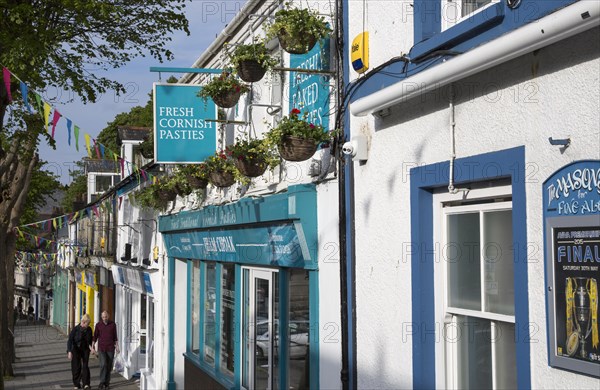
(410, 2), (505, 62)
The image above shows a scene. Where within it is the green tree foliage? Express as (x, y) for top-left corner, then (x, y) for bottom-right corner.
(61, 161), (87, 212)
(0, 1), (190, 383)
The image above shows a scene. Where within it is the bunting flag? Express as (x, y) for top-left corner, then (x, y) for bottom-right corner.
(66, 119), (72, 145)
(20, 81), (33, 113)
(84, 134), (92, 157)
(99, 144), (105, 159)
(50, 109), (61, 138)
(74, 125), (80, 151)
(34, 93), (43, 115)
(93, 140), (101, 159)
(2, 67), (12, 102)
(43, 102), (51, 131)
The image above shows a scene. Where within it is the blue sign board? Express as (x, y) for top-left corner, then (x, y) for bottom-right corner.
(543, 160), (600, 377)
(163, 222), (314, 269)
(289, 39), (331, 130)
(153, 83), (217, 163)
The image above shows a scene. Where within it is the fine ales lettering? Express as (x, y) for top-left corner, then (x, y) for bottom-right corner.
(157, 106), (213, 140)
(555, 229), (600, 263)
(546, 167), (600, 215)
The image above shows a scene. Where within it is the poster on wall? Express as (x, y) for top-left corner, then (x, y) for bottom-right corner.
(544, 160), (600, 377)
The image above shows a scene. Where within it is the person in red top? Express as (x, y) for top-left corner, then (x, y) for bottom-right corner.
(92, 311), (119, 390)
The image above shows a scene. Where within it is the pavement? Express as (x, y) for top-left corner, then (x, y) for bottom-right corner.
(5, 318), (140, 390)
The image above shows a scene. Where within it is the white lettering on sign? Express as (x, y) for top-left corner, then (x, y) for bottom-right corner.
(159, 128), (205, 140)
(547, 168), (600, 206)
(203, 236), (236, 253)
(159, 107), (195, 117)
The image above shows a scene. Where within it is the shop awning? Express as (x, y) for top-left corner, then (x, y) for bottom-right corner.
(111, 265), (155, 295)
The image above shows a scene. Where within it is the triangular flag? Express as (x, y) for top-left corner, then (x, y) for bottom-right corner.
(50, 109), (61, 139)
(74, 125), (80, 151)
(99, 144), (105, 159)
(2, 67), (12, 102)
(93, 139), (101, 159)
(20, 82), (33, 113)
(34, 93), (43, 114)
(66, 119), (72, 146)
(84, 134), (92, 158)
(43, 102), (51, 132)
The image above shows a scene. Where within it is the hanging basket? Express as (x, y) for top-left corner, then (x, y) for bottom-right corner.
(212, 89), (243, 108)
(209, 170), (236, 188)
(236, 60), (268, 83)
(157, 189), (177, 202)
(277, 136), (318, 162)
(234, 157), (268, 178)
(277, 29), (318, 55)
(187, 175), (208, 189)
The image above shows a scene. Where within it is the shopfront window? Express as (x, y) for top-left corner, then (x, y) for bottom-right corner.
(220, 263), (235, 377)
(204, 263), (217, 365)
(288, 269), (310, 389)
(191, 262), (200, 355)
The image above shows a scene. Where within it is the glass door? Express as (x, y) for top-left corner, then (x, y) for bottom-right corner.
(242, 268), (279, 390)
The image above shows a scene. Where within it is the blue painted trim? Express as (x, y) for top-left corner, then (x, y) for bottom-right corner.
(343, 0), (356, 388)
(233, 264), (242, 389)
(215, 263), (223, 374)
(167, 256), (176, 390)
(187, 261), (192, 352)
(410, 2), (505, 61)
(199, 262), (206, 365)
(309, 269), (320, 389)
(409, 146), (530, 389)
(351, 0), (579, 104)
(149, 67), (222, 74)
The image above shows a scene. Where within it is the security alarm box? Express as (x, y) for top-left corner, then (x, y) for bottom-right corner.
(351, 32), (369, 73)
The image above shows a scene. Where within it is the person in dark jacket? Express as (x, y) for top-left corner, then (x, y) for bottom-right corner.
(67, 314), (93, 390)
(92, 311), (119, 390)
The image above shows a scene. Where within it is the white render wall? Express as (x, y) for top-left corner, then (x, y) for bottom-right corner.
(348, 16), (599, 390)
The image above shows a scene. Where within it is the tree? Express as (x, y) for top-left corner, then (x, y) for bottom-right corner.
(0, 1), (189, 384)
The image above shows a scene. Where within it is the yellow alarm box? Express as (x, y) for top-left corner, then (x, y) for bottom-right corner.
(351, 32), (369, 74)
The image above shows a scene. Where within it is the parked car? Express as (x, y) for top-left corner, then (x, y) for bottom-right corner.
(255, 320), (309, 359)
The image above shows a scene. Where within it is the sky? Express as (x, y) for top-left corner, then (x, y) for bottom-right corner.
(38, 0), (247, 184)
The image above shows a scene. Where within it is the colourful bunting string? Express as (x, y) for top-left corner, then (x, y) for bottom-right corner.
(2, 67), (12, 102)
(51, 109), (61, 138)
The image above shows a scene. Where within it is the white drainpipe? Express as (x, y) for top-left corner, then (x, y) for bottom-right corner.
(351, 0), (600, 116)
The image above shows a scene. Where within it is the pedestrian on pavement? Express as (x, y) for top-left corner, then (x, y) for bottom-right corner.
(92, 310), (119, 390)
(27, 304), (34, 325)
(67, 313), (93, 390)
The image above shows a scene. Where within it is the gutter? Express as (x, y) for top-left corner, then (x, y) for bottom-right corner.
(351, 0), (600, 116)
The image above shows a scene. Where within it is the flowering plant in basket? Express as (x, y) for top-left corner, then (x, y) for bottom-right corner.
(229, 42), (279, 75)
(226, 138), (280, 171)
(196, 72), (250, 108)
(204, 151), (245, 187)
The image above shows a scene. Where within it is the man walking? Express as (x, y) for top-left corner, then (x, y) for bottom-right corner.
(92, 311), (119, 390)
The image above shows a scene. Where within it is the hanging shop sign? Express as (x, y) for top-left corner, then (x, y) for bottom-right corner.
(289, 38), (331, 131)
(111, 265), (154, 296)
(543, 160), (600, 377)
(153, 83), (216, 163)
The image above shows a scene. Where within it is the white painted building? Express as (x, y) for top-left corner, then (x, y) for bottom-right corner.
(347, 0), (599, 388)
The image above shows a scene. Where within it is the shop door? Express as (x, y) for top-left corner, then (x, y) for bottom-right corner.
(242, 268), (279, 390)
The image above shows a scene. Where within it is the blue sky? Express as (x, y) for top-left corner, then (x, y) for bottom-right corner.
(39, 1), (247, 184)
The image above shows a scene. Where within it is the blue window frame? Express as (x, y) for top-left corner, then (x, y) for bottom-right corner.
(409, 146), (531, 388)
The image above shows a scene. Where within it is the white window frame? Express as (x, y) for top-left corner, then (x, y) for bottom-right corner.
(442, 0), (500, 31)
(433, 185), (514, 388)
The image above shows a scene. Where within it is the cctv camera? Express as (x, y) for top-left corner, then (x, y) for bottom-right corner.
(342, 141), (356, 157)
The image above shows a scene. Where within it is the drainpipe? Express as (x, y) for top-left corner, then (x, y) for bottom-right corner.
(166, 255), (175, 390)
(338, 0), (355, 389)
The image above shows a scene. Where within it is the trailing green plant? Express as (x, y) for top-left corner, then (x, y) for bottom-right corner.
(196, 72), (250, 102)
(177, 163), (210, 181)
(204, 151), (249, 185)
(265, 3), (332, 53)
(132, 186), (169, 211)
(228, 41), (278, 70)
(226, 137), (280, 170)
(264, 108), (335, 148)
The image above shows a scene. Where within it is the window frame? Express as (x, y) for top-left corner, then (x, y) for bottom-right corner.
(441, 0), (501, 31)
(433, 185), (515, 388)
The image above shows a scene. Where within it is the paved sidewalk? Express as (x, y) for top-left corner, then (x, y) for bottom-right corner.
(5, 319), (140, 390)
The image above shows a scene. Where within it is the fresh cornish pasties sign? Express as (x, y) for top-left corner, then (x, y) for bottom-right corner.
(153, 83), (216, 163)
